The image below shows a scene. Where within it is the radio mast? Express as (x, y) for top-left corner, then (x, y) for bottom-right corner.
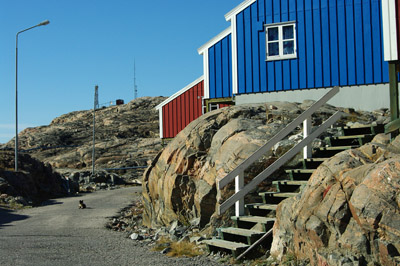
(134, 60), (138, 99)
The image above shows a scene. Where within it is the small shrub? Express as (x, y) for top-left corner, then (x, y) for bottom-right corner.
(151, 236), (171, 252)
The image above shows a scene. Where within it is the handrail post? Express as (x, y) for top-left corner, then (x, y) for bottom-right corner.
(303, 116), (312, 159)
(235, 171), (245, 216)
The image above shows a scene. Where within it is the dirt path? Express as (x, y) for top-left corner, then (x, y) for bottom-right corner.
(0, 187), (222, 266)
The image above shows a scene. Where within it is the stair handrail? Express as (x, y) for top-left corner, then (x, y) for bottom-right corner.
(217, 87), (342, 216)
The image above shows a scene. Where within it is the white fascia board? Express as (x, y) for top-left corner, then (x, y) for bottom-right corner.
(158, 108), (163, 138)
(382, 0), (398, 61)
(225, 0), (256, 22)
(197, 27), (231, 55)
(231, 17), (238, 95)
(203, 49), (210, 99)
(155, 75), (204, 110)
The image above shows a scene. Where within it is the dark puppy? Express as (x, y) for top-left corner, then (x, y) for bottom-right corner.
(79, 200), (86, 209)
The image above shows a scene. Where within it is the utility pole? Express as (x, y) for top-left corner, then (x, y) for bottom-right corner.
(92, 85), (98, 175)
(134, 60), (138, 99)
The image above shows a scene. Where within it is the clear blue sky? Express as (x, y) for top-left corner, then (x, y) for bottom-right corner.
(0, 0), (243, 144)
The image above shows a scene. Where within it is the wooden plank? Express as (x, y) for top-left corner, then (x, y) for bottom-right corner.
(329, 0), (339, 86)
(313, 0), (323, 88)
(215, 41), (223, 98)
(285, 169), (314, 174)
(297, 0), (307, 89)
(221, 227), (263, 237)
(259, 192), (298, 198)
(236, 229), (273, 260)
(222, 36), (231, 97)
(203, 239), (249, 250)
(244, 7), (253, 93)
(337, 0), (347, 86)
(389, 62), (399, 124)
(209, 46), (216, 99)
(217, 87), (340, 190)
(385, 118), (400, 133)
(246, 203), (278, 211)
(231, 216), (276, 224)
(305, 0), (314, 88)
(218, 111), (342, 215)
(346, 1), (356, 85)
(272, 180), (308, 186)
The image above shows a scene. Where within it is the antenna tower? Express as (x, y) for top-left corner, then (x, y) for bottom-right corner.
(134, 60), (138, 99)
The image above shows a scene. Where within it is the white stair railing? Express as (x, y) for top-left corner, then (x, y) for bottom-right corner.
(217, 87), (342, 216)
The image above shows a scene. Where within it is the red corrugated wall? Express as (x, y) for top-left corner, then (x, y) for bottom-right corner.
(162, 80), (204, 138)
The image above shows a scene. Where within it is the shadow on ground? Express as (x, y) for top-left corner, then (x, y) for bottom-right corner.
(0, 207), (29, 228)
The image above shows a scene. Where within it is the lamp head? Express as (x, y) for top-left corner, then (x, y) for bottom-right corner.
(38, 20), (50, 26)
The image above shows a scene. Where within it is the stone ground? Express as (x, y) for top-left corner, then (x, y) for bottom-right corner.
(0, 187), (224, 266)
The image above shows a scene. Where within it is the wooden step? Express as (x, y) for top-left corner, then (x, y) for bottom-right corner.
(325, 134), (374, 146)
(285, 169), (315, 180)
(316, 145), (358, 151)
(302, 158), (327, 163)
(220, 227), (264, 237)
(259, 192), (298, 198)
(285, 169), (315, 174)
(313, 145), (358, 157)
(203, 238), (249, 257)
(273, 180), (308, 186)
(300, 158), (327, 169)
(231, 216), (276, 224)
(339, 124), (385, 136)
(220, 227), (266, 245)
(246, 203), (278, 211)
(272, 180), (308, 193)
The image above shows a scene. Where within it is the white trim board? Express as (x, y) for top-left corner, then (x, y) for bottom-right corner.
(225, 0), (256, 22)
(382, 0), (398, 61)
(235, 84), (392, 112)
(155, 76), (204, 110)
(197, 27), (231, 54)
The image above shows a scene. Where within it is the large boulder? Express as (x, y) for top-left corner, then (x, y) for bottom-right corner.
(142, 102), (361, 229)
(271, 134), (400, 265)
(0, 151), (67, 206)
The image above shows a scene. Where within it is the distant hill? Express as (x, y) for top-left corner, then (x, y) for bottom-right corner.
(1, 96), (166, 180)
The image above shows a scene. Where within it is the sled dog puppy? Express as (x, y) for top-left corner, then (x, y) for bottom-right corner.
(79, 200), (86, 209)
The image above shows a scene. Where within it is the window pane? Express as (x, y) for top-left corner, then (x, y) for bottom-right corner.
(283, 25), (294, 40)
(283, 41), (294, 55)
(268, 42), (279, 56)
(268, 27), (279, 41)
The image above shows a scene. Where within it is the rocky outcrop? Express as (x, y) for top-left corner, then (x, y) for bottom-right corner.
(271, 134), (400, 265)
(2, 97), (166, 181)
(0, 151), (67, 206)
(142, 102), (386, 230)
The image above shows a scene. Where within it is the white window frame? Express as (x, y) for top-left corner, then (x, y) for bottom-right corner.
(265, 21), (297, 61)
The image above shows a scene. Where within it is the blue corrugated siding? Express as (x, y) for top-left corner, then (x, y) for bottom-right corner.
(236, 0), (389, 94)
(208, 34), (232, 99)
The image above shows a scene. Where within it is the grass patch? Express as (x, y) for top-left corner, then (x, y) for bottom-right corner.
(151, 236), (171, 252)
(152, 237), (205, 258)
(166, 240), (204, 258)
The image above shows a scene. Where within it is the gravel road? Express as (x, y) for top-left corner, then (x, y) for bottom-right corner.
(0, 187), (223, 266)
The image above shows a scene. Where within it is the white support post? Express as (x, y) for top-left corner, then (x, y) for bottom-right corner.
(235, 171), (245, 216)
(303, 116), (312, 159)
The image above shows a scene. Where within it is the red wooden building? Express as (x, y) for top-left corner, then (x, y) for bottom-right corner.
(156, 76), (204, 139)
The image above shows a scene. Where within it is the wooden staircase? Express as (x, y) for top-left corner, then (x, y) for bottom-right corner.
(203, 123), (385, 258)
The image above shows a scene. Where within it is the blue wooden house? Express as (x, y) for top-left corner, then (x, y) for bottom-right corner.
(157, 0), (395, 139)
(202, 0), (391, 111)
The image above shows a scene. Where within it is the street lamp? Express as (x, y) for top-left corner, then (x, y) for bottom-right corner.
(15, 20), (50, 172)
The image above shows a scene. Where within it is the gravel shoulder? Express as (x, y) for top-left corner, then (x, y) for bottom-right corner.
(0, 187), (222, 266)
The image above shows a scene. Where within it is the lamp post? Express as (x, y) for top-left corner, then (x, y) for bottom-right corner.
(15, 20), (50, 172)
